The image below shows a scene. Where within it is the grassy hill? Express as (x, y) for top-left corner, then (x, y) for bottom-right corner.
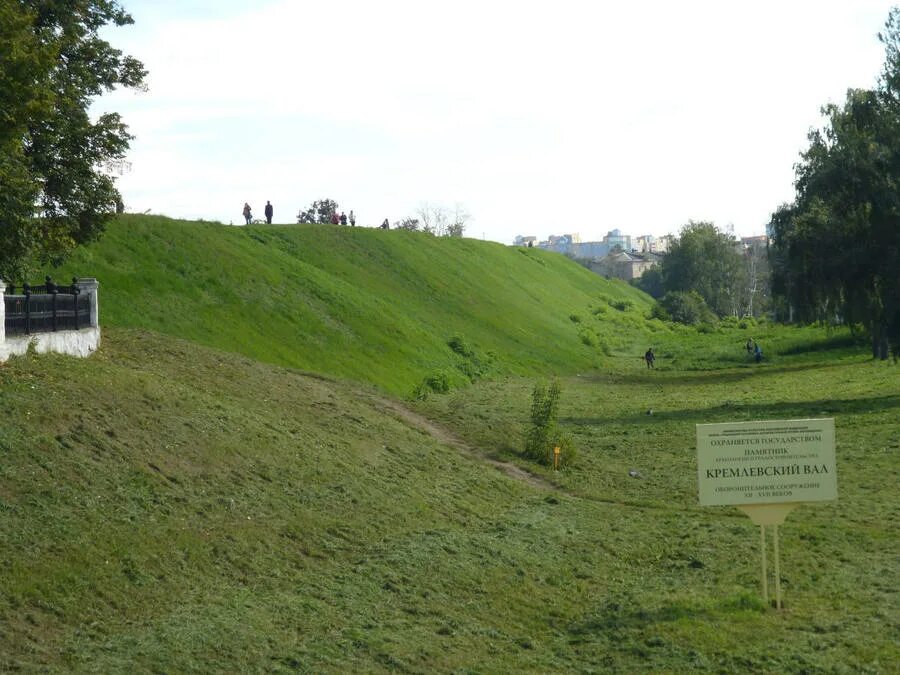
(3, 216), (895, 670)
(50, 215), (654, 396)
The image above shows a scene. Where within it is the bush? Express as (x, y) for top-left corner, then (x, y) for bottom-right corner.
(447, 335), (494, 382)
(447, 334), (474, 358)
(652, 291), (717, 325)
(412, 370), (452, 399)
(524, 380), (576, 468)
(608, 299), (634, 312)
(578, 327), (599, 347)
(569, 314), (582, 323)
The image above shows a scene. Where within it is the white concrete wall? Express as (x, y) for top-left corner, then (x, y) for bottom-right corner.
(0, 327), (101, 362)
(0, 277), (100, 362)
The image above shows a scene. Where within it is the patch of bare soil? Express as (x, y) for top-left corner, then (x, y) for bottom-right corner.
(374, 397), (558, 491)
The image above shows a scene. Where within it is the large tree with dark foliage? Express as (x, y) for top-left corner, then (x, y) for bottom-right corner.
(769, 7), (900, 359)
(0, 0), (146, 281)
(659, 221), (744, 317)
(296, 199), (339, 224)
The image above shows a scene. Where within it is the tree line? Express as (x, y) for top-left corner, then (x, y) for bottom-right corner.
(635, 7), (898, 359)
(296, 199), (469, 237)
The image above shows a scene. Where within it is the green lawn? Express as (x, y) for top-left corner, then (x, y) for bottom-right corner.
(49, 215), (653, 396)
(1, 325), (896, 672)
(1, 216), (894, 671)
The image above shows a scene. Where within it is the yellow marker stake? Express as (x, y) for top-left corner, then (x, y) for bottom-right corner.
(553, 446), (560, 471)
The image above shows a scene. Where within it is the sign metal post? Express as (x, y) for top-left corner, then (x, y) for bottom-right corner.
(697, 419), (837, 609)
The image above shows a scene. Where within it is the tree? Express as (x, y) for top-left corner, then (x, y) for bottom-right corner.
(297, 198), (339, 224)
(659, 221), (744, 317)
(524, 379), (575, 468)
(394, 218), (420, 231)
(769, 8), (900, 359)
(631, 266), (664, 299)
(650, 291), (717, 325)
(416, 203), (470, 237)
(0, 0), (146, 281)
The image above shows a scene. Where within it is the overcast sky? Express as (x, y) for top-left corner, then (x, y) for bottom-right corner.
(94, 0), (896, 243)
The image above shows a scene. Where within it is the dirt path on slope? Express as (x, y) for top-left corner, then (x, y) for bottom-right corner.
(374, 397), (558, 492)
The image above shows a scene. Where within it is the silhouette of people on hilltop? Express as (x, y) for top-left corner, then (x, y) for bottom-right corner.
(264, 201), (273, 224)
(242, 202), (252, 225)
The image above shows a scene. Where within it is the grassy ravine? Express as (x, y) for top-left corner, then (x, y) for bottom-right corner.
(49, 215), (653, 396)
(1, 328), (897, 672)
(1, 216), (895, 671)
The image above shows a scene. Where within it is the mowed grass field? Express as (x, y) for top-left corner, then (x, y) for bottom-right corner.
(1, 325), (896, 672)
(1, 216), (895, 671)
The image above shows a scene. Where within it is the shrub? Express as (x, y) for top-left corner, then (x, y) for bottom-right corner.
(578, 327), (599, 347)
(569, 314), (582, 323)
(447, 334), (474, 358)
(608, 299), (634, 312)
(652, 291), (716, 325)
(524, 380), (576, 468)
(448, 335), (494, 382)
(412, 370), (452, 399)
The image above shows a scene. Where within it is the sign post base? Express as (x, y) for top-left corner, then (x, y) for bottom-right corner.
(737, 504), (798, 609)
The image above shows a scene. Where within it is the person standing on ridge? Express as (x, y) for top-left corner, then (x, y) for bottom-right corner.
(242, 202), (252, 225)
(349, 210), (356, 226)
(264, 201), (273, 224)
(339, 212), (347, 226)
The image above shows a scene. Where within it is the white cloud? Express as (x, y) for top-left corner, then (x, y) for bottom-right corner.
(94, 0), (896, 242)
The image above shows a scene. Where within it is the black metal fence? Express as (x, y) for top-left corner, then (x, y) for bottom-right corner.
(4, 277), (93, 336)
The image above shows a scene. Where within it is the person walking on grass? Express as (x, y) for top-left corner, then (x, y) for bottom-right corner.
(349, 210), (356, 226)
(746, 337), (754, 354)
(644, 347), (655, 369)
(242, 202), (252, 225)
(264, 201), (273, 224)
(754, 343), (763, 363)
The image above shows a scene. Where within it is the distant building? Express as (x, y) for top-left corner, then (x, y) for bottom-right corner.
(603, 228), (631, 252)
(589, 250), (663, 281)
(513, 235), (538, 247)
(654, 234), (675, 253)
(539, 233), (580, 254)
(740, 235), (769, 251)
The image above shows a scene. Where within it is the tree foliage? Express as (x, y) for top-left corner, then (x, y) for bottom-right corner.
(659, 221), (744, 317)
(769, 8), (900, 359)
(394, 217), (420, 231)
(416, 203), (470, 237)
(524, 379), (576, 468)
(0, 0), (146, 281)
(296, 198), (340, 224)
(650, 291), (717, 325)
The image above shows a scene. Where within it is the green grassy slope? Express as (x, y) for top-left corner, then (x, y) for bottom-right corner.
(50, 215), (652, 395)
(2, 329), (896, 672)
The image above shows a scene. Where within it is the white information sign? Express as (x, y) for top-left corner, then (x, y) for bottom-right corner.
(697, 418), (837, 506)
